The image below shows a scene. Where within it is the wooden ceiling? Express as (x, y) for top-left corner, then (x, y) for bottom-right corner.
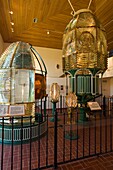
(0, 0), (113, 51)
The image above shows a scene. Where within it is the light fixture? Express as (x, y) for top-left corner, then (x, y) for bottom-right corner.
(66, 92), (77, 108)
(66, 93), (77, 124)
(10, 22), (14, 25)
(50, 83), (60, 103)
(66, 92), (77, 124)
(8, 0), (15, 32)
(9, 11), (13, 15)
(50, 83), (60, 122)
(47, 31), (50, 35)
(65, 92), (78, 140)
(11, 28), (14, 32)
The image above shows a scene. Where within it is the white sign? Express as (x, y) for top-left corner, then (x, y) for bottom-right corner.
(0, 105), (9, 116)
(87, 102), (101, 111)
(9, 105), (25, 116)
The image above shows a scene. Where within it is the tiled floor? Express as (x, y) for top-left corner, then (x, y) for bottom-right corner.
(0, 112), (113, 170)
(47, 152), (113, 170)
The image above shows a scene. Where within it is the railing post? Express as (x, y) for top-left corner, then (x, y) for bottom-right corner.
(54, 106), (58, 169)
(1, 117), (4, 170)
(60, 95), (62, 114)
(103, 95), (106, 117)
(44, 95), (47, 121)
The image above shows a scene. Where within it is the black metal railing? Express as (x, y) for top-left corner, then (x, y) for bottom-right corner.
(0, 96), (113, 170)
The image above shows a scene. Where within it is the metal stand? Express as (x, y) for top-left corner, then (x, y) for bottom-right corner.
(77, 107), (88, 124)
(65, 130), (78, 140)
(50, 103), (60, 122)
(65, 111), (78, 140)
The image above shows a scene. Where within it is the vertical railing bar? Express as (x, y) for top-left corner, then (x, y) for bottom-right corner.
(20, 116), (23, 170)
(48, 97), (49, 115)
(54, 108), (58, 169)
(46, 114), (48, 167)
(89, 114), (91, 156)
(62, 95), (63, 113)
(38, 117), (41, 169)
(103, 96), (106, 117)
(11, 117), (14, 170)
(58, 100), (59, 113)
(41, 99), (43, 119)
(63, 112), (66, 162)
(60, 95), (62, 114)
(76, 108), (78, 159)
(100, 111), (102, 154)
(110, 109), (112, 152)
(29, 116), (32, 170)
(83, 118), (85, 158)
(94, 113), (96, 155)
(105, 114), (107, 153)
(1, 117), (4, 170)
(70, 111), (72, 160)
(44, 96), (47, 121)
(62, 96), (64, 113)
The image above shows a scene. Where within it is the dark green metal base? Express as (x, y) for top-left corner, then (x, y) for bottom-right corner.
(65, 130), (78, 140)
(50, 117), (60, 122)
(77, 107), (89, 125)
(77, 119), (89, 125)
(0, 121), (47, 145)
(35, 113), (43, 123)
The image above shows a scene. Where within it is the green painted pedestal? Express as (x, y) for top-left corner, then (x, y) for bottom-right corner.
(77, 107), (88, 124)
(65, 130), (78, 140)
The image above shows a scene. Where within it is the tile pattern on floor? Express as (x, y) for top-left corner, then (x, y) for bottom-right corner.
(0, 114), (113, 170)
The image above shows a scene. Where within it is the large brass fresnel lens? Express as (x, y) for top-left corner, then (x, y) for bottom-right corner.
(62, 9), (108, 123)
(62, 9), (107, 75)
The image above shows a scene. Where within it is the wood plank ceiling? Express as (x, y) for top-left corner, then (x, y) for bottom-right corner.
(0, 0), (113, 51)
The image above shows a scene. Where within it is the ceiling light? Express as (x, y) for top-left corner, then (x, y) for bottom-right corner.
(11, 28), (14, 32)
(9, 11), (13, 15)
(47, 31), (50, 35)
(10, 22), (14, 25)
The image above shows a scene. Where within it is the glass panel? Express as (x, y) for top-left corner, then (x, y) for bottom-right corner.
(77, 28), (96, 53)
(76, 75), (91, 94)
(77, 12), (96, 27)
(12, 53), (34, 69)
(12, 69), (35, 103)
(0, 69), (11, 103)
(0, 43), (18, 68)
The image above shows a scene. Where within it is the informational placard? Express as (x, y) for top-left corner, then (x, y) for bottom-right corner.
(9, 105), (25, 116)
(0, 105), (9, 116)
(87, 102), (101, 111)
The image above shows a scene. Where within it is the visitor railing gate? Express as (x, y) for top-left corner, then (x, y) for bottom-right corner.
(0, 96), (113, 170)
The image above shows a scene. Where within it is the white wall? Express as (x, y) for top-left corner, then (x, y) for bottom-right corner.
(102, 78), (110, 97)
(47, 77), (66, 95)
(102, 56), (113, 97)
(34, 46), (63, 78)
